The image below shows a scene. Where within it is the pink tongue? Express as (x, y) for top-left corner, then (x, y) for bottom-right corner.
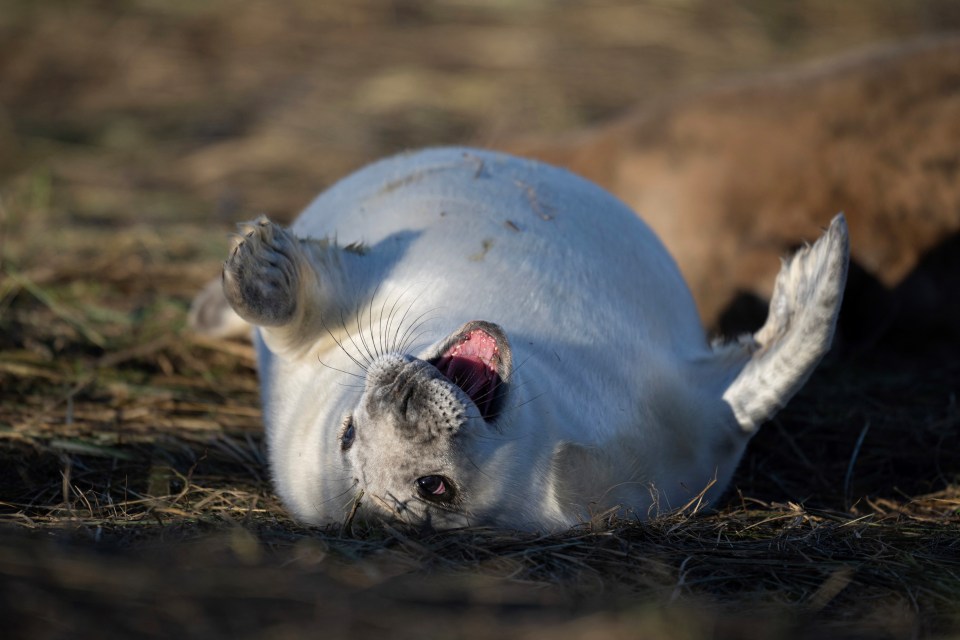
(434, 329), (500, 417)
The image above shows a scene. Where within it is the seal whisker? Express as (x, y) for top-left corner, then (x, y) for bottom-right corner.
(462, 451), (494, 481)
(382, 285), (412, 357)
(385, 490), (412, 517)
(317, 356), (366, 380)
(321, 317), (370, 374)
(376, 287), (392, 358)
(372, 492), (414, 524)
(463, 430), (529, 442)
(396, 309), (441, 355)
(353, 303), (377, 365)
(494, 352), (532, 387)
(337, 309), (372, 368)
(487, 392), (547, 420)
(389, 286), (431, 353)
(411, 494), (475, 521)
(458, 352), (532, 402)
(456, 355), (533, 408)
(334, 381), (367, 389)
(310, 478), (361, 511)
(366, 281), (385, 359)
(398, 323), (440, 357)
(338, 282), (374, 366)
(468, 355), (537, 416)
(395, 307), (439, 353)
(461, 389), (545, 425)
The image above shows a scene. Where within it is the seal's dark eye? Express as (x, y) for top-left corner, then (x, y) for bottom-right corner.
(340, 415), (355, 451)
(416, 475), (455, 502)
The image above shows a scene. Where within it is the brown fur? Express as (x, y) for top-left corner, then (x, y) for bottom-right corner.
(501, 36), (960, 332)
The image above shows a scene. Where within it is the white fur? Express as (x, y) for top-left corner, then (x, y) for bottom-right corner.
(191, 147), (849, 531)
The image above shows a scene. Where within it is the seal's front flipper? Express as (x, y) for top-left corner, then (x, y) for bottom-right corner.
(716, 214), (850, 434)
(219, 216), (360, 360)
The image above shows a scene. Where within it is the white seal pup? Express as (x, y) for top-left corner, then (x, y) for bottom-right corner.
(190, 147), (849, 531)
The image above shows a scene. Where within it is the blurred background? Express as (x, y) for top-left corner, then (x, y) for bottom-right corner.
(2, 3), (960, 639)
(2, 0), (959, 229)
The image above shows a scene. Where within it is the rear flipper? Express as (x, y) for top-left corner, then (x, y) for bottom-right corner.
(190, 216), (360, 360)
(717, 214), (850, 433)
(188, 277), (249, 340)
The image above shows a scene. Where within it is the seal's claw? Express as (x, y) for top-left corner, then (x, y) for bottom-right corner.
(222, 217), (301, 327)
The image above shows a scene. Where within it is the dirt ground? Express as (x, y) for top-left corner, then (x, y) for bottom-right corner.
(2, 2), (960, 639)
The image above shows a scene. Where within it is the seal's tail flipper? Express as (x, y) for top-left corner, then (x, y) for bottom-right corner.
(189, 277), (250, 339)
(718, 214), (850, 434)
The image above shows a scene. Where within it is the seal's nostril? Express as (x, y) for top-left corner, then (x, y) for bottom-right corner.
(398, 385), (414, 420)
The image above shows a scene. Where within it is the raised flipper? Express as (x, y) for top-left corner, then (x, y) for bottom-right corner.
(717, 213), (850, 433)
(192, 215), (365, 360)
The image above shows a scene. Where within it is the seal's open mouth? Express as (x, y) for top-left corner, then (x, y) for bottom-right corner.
(431, 327), (505, 421)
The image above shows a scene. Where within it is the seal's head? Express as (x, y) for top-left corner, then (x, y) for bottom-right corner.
(340, 321), (514, 528)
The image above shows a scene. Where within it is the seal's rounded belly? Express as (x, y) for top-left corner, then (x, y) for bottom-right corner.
(191, 147), (849, 532)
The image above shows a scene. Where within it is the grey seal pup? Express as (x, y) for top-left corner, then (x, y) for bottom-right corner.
(191, 147), (849, 531)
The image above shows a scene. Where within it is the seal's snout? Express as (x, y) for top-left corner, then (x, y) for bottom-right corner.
(363, 355), (463, 440)
(364, 353), (417, 391)
(385, 360), (435, 421)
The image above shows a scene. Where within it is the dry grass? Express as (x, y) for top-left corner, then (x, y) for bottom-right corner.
(2, 2), (960, 638)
